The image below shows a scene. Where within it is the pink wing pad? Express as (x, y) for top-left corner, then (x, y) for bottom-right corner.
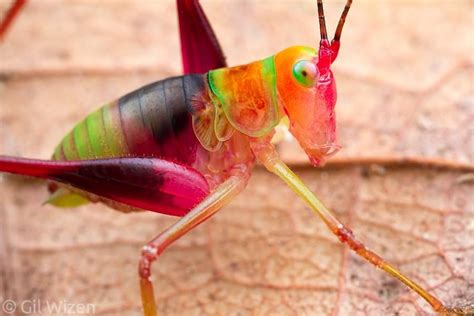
(177, 0), (226, 73)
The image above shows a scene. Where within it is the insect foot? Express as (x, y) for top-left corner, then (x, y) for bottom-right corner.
(439, 305), (474, 316)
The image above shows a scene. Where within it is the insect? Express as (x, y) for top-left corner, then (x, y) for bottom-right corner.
(0, 1), (470, 315)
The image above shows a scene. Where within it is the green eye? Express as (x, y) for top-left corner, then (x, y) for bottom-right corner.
(293, 60), (318, 87)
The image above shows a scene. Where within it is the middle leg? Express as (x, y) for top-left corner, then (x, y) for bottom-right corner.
(139, 170), (250, 316)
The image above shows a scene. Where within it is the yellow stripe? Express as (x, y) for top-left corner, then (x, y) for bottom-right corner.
(62, 133), (79, 160)
(101, 104), (128, 156)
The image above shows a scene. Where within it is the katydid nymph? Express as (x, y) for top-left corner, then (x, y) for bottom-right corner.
(0, 0), (469, 315)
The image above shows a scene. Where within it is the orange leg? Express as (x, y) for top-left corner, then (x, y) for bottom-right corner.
(252, 143), (471, 315)
(138, 172), (249, 316)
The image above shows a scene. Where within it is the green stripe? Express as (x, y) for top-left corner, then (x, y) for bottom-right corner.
(73, 121), (94, 159)
(261, 55), (278, 103)
(86, 108), (110, 157)
(55, 103), (128, 161)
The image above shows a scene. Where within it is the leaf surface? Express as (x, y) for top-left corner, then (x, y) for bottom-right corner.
(0, 1), (472, 315)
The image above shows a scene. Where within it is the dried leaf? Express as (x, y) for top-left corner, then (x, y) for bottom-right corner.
(0, 1), (472, 315)
(1, 166), (473, 315)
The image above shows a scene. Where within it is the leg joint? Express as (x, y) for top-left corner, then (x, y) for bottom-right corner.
(334, 225), (364, 252)
(139, 245), (159, 279)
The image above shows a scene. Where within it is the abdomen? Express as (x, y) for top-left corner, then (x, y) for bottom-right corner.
(53, 75), (207, 167)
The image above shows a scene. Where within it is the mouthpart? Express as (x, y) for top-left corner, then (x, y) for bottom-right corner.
(306, 142), (341, 167)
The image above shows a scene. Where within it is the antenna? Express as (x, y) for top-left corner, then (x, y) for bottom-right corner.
(317, 0), (328, 41)
(317, 0), (353, 65)
(333, 0), (352, 43)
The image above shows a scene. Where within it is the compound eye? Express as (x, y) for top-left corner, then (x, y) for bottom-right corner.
(293, 60), (318, 87)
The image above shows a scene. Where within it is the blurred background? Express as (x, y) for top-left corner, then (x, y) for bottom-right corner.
(0, 1), (472, 315)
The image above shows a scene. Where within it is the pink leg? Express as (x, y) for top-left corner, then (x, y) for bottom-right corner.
(139, 171), (249, 316)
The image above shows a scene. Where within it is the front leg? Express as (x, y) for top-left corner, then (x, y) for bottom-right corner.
(250, 141), (466, 315)
(139, 168), (250, 316)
